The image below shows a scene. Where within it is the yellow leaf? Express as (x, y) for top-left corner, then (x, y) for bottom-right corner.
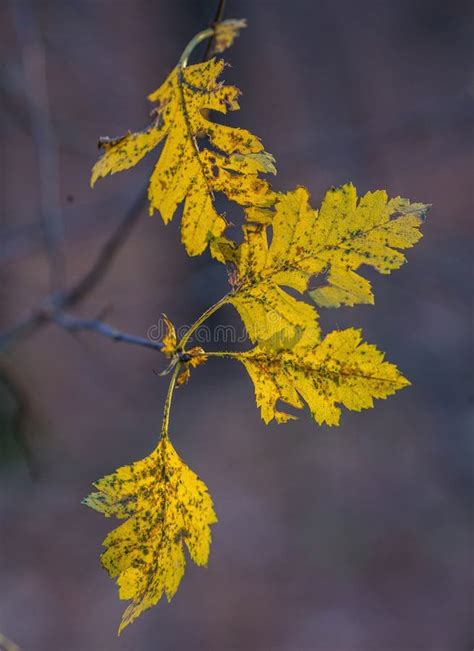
(227, 184), (427, 342)
(236, 328), (409, 426)
(83, 438), (217, 634)
(91, 56), (276, 256)
(276, 184), (427, 308)
(212, 19), (247, 54)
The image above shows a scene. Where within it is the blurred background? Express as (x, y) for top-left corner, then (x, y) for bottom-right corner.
(0, 1), (472, 649)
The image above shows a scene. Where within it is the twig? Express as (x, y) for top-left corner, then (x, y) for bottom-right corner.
(53, 312), (164, 353)
(65, 187), (147, 306)
(0, 187), (147, 352)
(202, 0), (227, 60)
(9, 0), (65, 291)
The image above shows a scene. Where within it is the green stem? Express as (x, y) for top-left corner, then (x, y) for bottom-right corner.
(178, 27), (214, 68)
(204, 350), (239, 359)
(178, 294), (229, 349)
(161, 363), (181, 438)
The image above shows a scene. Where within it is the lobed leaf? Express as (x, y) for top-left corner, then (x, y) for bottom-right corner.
(91, 57), (276, 256)
(275, 184), (428, 308)
(236, 328), (409, 426)
(226, 184), (427, 343)
(83, 438), (217, 634)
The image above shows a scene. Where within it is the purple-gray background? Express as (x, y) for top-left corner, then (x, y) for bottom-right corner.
(1, 1), (472, 649)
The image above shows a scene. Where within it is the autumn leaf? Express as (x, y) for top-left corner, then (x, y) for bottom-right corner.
(274, 184), (428, 308)
(235, 327), (409, 426)
(83, 437), (217, 634)
(225, 184), (427, 343)
(91, 48), (276, 256)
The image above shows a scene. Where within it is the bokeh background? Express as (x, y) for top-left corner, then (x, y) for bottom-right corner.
(0, 1), (472, 649)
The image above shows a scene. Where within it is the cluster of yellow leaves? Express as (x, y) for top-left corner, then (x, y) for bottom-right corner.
(224, 184), (426, 424)
(84, 437), (217, 634)
(86, 18), (428, 635)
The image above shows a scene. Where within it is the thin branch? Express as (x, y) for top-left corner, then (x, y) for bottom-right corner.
(65, 187), (147, 307)
(202, 0), (227, 60)
(9, 0), (65, 291)
(52, 312), (164, 353)
(0, 187), (147, 352)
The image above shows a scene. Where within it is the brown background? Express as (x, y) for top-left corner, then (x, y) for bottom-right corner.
(0, 1), (472, 649)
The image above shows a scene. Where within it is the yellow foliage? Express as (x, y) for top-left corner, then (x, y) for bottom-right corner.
(237, 327), (409, 426)
(83, 437), (217, 634)
(226, 184), (427, 342)
(91, 57), (275, 256)
(276, 184), (427, 308)
(86, 18), (429, 635)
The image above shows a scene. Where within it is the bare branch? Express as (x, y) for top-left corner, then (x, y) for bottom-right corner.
(0, 187), (146, 352)
(53, 312), (164, 353)
(9, 0), (65, 291)
(65, 188), (147, 306)
(202, 0), (227, 61)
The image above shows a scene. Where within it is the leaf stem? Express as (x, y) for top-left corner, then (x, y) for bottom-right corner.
(161, 363), (181, 438)
(178, 28), (214, 68)
(178, 294), (229, 349)
(205, 350), (240, 359)
(52, 311), (164, 352)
